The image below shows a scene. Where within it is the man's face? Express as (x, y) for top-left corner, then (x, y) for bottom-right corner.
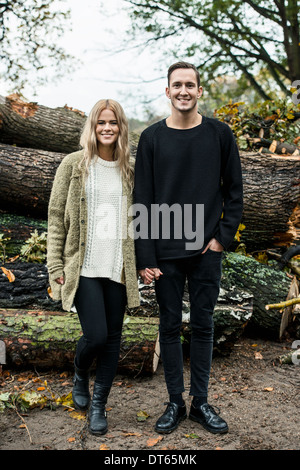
(166, 68), (202, 113)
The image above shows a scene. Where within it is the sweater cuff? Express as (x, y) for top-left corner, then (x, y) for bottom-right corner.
(48, 266), (64, 281)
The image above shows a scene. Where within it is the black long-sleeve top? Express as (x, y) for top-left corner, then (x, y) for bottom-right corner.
(133, 116), (243, 270)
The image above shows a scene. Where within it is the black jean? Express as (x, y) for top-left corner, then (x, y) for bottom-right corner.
(155, 250), (222, 398)
(74, 276), (127, 388)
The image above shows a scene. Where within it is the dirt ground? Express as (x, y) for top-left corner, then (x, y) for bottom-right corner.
(0, 336), (299, 452)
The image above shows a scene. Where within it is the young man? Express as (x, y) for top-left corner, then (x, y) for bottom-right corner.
(134, 62), (243, 434)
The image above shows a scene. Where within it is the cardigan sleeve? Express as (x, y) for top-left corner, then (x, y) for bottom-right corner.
(47, 156), (73, 282)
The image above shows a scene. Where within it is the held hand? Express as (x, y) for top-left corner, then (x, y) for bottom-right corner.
(202, 238), (224, 254)
(55, 276), (65, 285)
(138, 268), (163, 285)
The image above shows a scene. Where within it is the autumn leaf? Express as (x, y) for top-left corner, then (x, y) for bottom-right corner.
(1, 266), (15, 282)
(185, 433), (200, 439)
(18, 391), (47, 409)
(69, 410), (86, 420)
(136, 410), (150, 421)
(67, 437), (75, 443)
(264, 387), (274, 392)
(99, 444), (110, 450)
(7, 255), (20, 263)
(147, 435), (163, 447)
(56, 391), (74, 408)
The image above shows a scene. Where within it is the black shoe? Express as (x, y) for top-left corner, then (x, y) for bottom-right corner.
(189, 402), (228, 434)
(72, 362), (90, 411)
(88, 382), (110, 436)
(155, 402), (187, 434)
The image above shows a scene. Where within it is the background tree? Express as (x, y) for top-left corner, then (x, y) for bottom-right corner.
(124, 0), (300, 102)
(0, 0), (75, 91)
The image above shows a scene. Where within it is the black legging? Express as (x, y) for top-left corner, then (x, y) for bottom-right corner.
(74, 276), (127, 388)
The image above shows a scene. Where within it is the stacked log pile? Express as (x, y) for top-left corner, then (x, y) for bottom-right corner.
(0, 94), (299, 375)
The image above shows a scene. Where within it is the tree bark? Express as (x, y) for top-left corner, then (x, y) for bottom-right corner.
(0, 145), (299, 248)
(0, 260), (254, 357)
(239, 152), (300, 249)
(0, 144), (65, 217)
(2, 253), (297, 341)
(1, 253), (298, 373)
(222, 252), (299, 338)
(0, 94), (85, 154)
(0, 309), (160, 375)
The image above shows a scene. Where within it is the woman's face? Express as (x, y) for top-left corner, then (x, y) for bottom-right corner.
(96, 108), (119, 148)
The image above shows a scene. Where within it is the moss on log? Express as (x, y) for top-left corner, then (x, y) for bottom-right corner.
(222, 252), (293, 337)
(0, 309), (160, 375)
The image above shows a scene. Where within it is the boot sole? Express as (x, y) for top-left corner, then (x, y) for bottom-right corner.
(189, 414), (228, 434)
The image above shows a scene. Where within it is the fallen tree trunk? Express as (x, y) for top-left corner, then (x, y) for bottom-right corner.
(222, 252), (299, 338)
(0, 261), (254, 357)
(0, 147), (299, 248)
(1, 252), (297, 339)
(239, 152), (300, 249)
(0, 262), (61, 310)
(0, 94), (85, 154)
(0, 309), (160, 376)
(0, 144), (65, 217)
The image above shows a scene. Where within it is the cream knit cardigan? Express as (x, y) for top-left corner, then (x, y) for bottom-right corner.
(47, 150), (140, 312)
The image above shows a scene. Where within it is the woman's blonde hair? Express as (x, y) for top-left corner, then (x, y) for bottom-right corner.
(79, 99), (133, 190)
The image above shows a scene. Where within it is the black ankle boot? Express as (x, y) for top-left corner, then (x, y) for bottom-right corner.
(72, 360), (90, 411)
(89, 382), (110, 436)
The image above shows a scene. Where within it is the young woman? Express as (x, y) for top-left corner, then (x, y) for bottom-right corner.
(47, 99), (140, 435)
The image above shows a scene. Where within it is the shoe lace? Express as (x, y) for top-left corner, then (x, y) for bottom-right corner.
(203, 403), (221, 415)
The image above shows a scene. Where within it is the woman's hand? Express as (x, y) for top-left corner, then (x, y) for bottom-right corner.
(55, 276), (65, 285)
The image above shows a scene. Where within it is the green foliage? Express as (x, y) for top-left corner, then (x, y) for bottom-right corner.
(20, 230), (47, 263)
(214, 99), (300, 151)
(125, 0), (300, 101)
(0, 388), (74, 413)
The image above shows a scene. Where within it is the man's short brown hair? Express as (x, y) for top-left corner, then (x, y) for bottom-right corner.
(168, 62), (201, 88)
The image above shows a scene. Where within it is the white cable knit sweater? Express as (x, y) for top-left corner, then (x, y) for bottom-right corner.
(80, 156), (123, 283)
